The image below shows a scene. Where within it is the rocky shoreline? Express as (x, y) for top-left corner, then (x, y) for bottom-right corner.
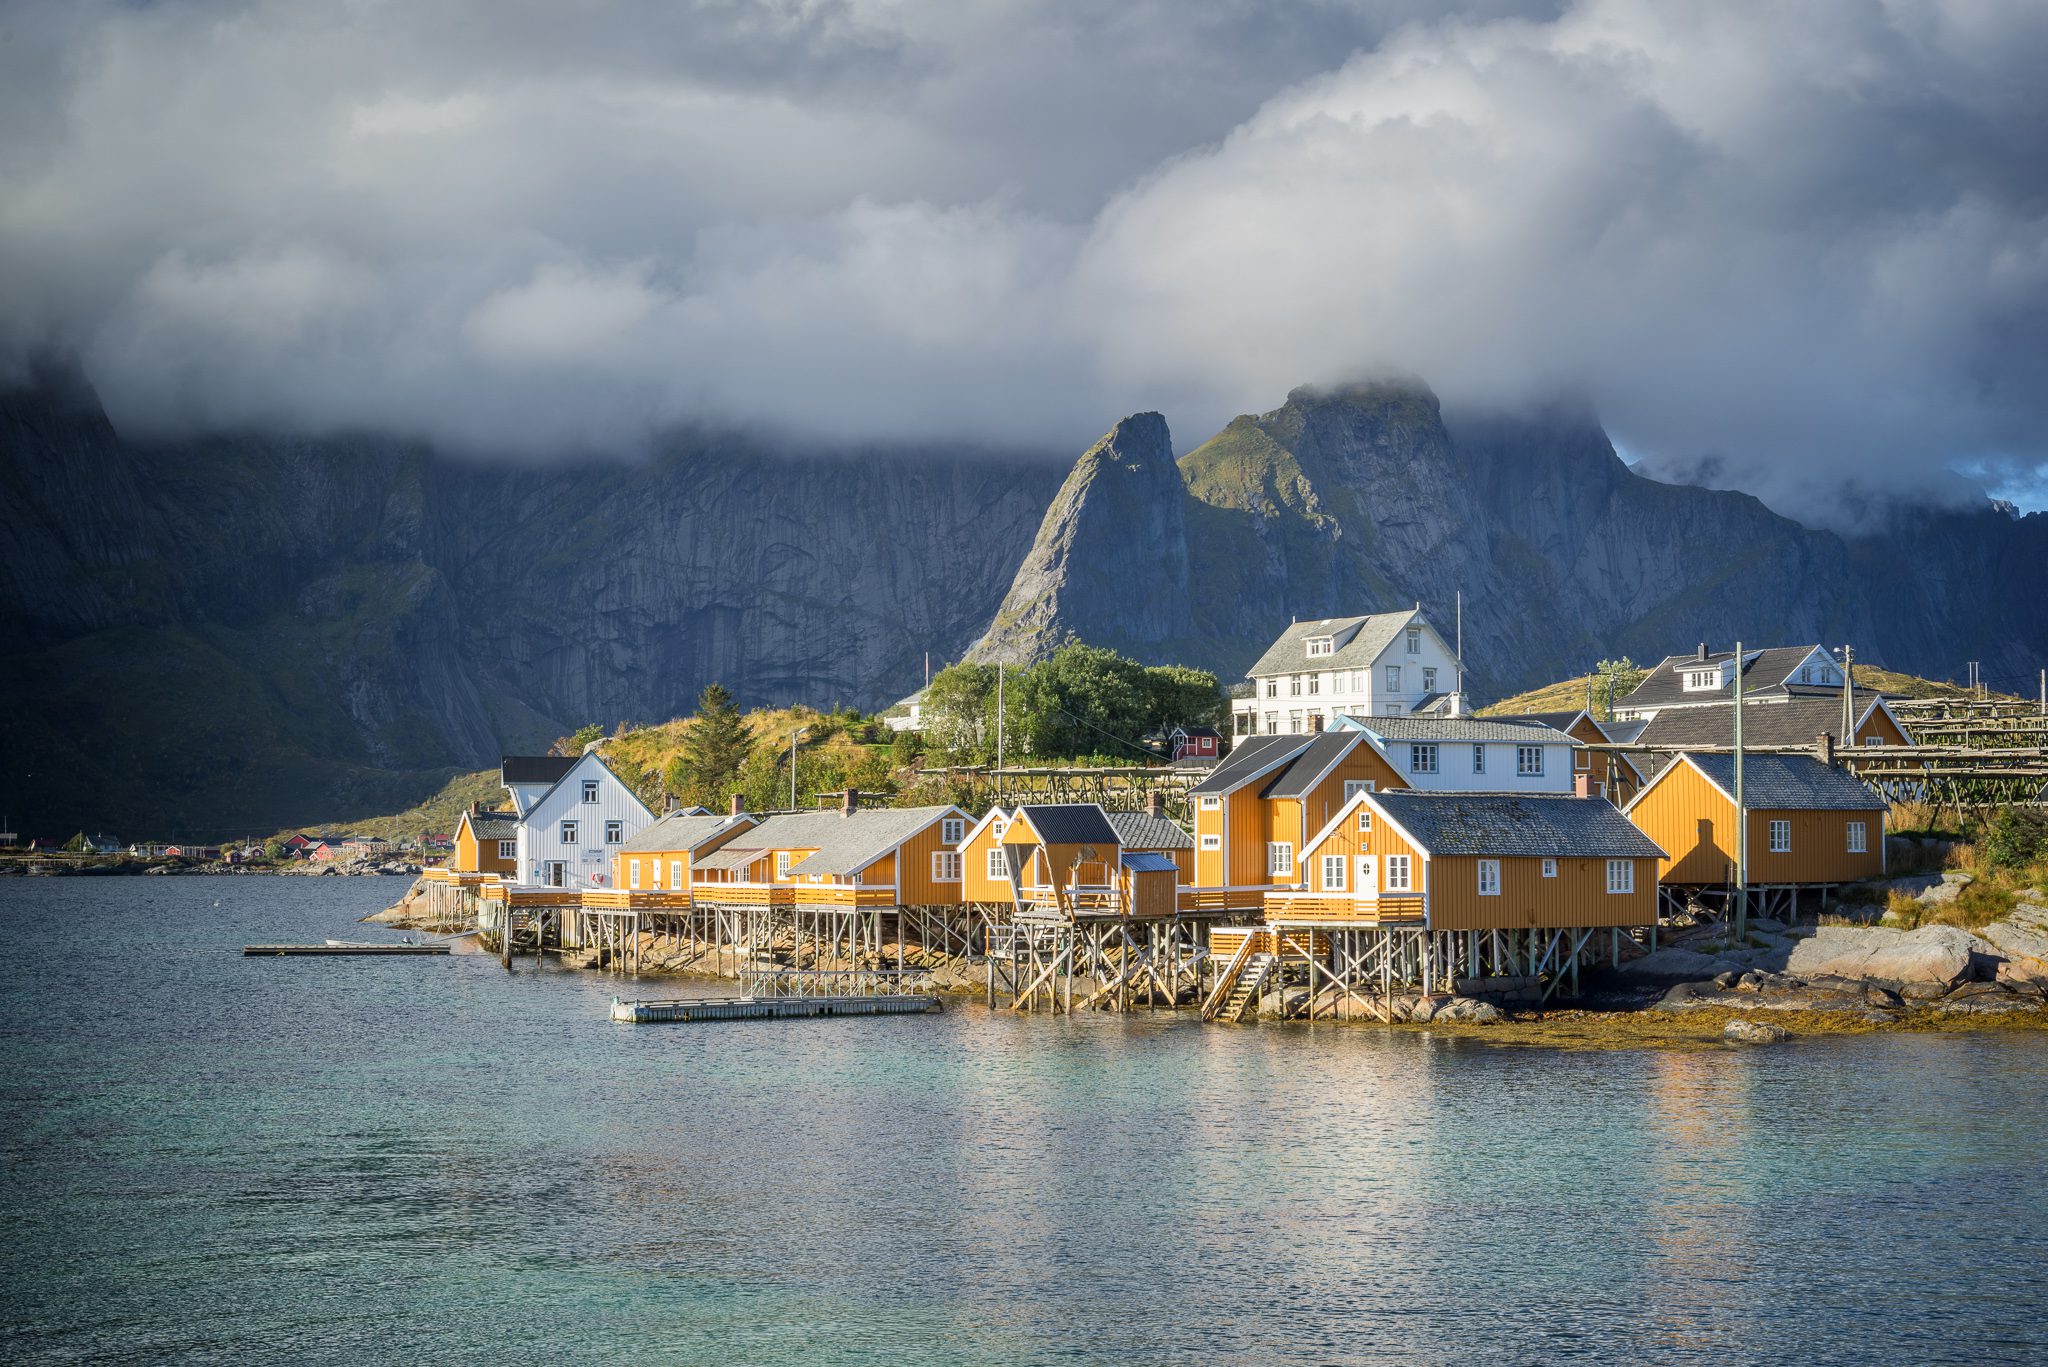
(0, 855), (420, 878)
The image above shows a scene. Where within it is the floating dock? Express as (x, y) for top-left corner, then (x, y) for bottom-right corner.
(609, 994), (940, 1024)
(242, 943), (451, 956)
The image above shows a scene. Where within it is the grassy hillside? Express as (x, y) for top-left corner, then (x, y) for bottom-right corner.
(1481, 664), (2012, 719)
(270, 768), (504, 843)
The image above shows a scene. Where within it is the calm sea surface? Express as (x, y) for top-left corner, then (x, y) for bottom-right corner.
(2, 876), (2045, 1366)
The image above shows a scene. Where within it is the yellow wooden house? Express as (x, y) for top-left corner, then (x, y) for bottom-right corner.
(1623, 751), (1887, 890)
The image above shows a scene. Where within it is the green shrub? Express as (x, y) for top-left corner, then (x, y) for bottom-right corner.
(1984, 809), (2048, 871)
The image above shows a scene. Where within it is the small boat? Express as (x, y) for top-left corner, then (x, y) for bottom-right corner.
(325, 936), (417, 947)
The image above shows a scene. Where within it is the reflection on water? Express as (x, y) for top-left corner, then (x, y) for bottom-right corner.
(3, 878), (2046, 1366)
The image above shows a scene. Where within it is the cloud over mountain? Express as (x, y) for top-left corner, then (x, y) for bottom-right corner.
(2, 0), (2044, 515)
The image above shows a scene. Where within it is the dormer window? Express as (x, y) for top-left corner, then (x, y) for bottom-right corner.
(1682, 669), (1720, 691)
(1305, 636), (1335, 657)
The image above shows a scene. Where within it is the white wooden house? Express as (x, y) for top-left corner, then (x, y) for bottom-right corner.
(1230, 609), (1463, 737)
(513, 752), (656, 890)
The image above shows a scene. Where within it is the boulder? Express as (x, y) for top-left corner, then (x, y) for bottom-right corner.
(1937, 992), (2041, 1017)
(1725, 1019), (1791, 1044)
(1432, 998), (1504, 1024)
(1616, 947), (1737, 982)
(1977, 903), (2048, 975)
(1785, 924), (1992, 989)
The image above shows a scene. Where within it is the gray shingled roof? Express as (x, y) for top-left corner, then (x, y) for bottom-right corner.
(1373, 791), (1667, 858)
(466, 810), (520, 841)
(1013, 804), (1119, 846)
(1244, 610), (1420, 678)
(1345, 716), (1575, 744)
(1495, 710), (1587, 732)
(501, 755), (577, 785)
(619, 812), (748, 855)
(1677, 753), (1887, 811)
(1187, 734), (1310, 795)
(1260, 732), (1365, 798)
(1634, 696), (1891, 751)
(1619, 645), (1833, 712)
(744, 806), (959, 877)
(694, 845), (765, 871)
(1104, 810), (1194, 849)
(1599, 718), (1649, 744)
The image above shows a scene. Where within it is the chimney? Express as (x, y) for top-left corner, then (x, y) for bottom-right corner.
(1574, 773), (1593, 798)
(1816, 732), (1836, 766)
(1146, 790), (1164, 819)
(1697, 643), (1709, 661)
(728, 794), (743, 817)
(664, 794), (680, 814)
(841, 788), (859, 816)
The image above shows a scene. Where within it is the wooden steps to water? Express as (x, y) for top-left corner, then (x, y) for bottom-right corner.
(609, 994), (940, 1024)
(242, 944), (450, 956)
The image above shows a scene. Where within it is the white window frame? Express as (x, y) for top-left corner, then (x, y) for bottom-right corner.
(669, 859), (682, 888)
(1321, 855), (1346, 892)
(559, 819), (578, 845)
(628, 860), (641, 890)
(1472, 744), (1486, 774)
(1517, 745), (1543, 777)
(1199, 834), (1221, 851)
(932, 850), (962, 882)
(1306, 636), (1334, 657)
(1541, 858), (1557, 878)
(1575, 748), (1591, 770)
(1356, 810), (1373, 832)
(1423, 667), (1437, 692)
(1410, 743), (1438, 774)
(1477, 859), (1500, 896)
(1199, 795), (1220, 810)
(1846, 821), (1867, 854)
(1344, 779), (1375, 801)
(941, 818), (965, 844)
(1385, 665), (1402, 691)
(1769, 820), (1791, 853)
(776, 851), (792, 878)
(1267, 842), (1294, 877)
(1606, 859), (1635, 894)
(582, 780), (600, 804)
(1384, 854), (1412, 892)
(604, 820), (623, 844)
(988, 847), (1010, 878)
(497, 839), (515, 860)
(1864, 735), (1882, 746)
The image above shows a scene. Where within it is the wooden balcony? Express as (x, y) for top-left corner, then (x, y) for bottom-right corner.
(580, 889), (694, 910)
(1262, 892), (1427, 925)
(789, 884), (898, 910)
(1209, 927), (1333, 960)
(1176, 886), (1270, 915)
(688, 882), (791, 907)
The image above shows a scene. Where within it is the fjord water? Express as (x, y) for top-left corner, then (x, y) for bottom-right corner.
(3, 879), (2045, 1366)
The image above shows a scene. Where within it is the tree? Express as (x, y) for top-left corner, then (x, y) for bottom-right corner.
(1592, 657), (1648, 719)
(673, 683), (753, 809)
(1141, 663), (1226, 733)
(920, 662), (1000, 764)
(262, 839), (286, 862)
(555, 723), (604, 756)
(1014, 642), (1150, 759)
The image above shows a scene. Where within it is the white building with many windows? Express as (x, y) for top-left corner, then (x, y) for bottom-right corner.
(512, 750), (656, 889)
(1332, 716), (1580, 794)
(1230, 609), (1463, 737)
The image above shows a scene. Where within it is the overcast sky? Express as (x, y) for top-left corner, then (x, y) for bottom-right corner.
(2, 0), (2044, 519)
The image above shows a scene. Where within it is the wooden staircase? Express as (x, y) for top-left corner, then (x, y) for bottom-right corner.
(1217, 953), (1276, 1023)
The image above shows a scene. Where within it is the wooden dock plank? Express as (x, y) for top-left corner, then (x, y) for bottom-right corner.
(242, 944), (451, 956)
(609, 995), (940, 1023)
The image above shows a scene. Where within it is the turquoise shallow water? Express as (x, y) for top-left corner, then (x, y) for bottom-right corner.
(2, 877), (2045, 1365)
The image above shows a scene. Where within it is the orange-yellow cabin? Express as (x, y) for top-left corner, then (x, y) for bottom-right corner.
(1265, 788), (1665, 931)
(451, 808), (519, 876)
(1188, 732), (1406, 907)
(612, 810), (756, 897)
(685, 803), (970, 907)
(1623, 752), (1887, 887)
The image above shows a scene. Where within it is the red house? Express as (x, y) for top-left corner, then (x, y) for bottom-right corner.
(1170, 726), (1223, 763)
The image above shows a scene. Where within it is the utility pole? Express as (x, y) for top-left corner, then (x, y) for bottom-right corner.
(1733, 639), (1748, 943)
(2039, 668), (2045, 718)
(996, 665), (1005, 770)
(1840, 644), (1855, 747)
(1455, 591), (1464, 713)
(790, 726), (809, 809)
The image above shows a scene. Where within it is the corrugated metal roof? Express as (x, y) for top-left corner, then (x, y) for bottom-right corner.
(1119, 851), (1179, 874)
(1104, 811), (1193, 850)
(1680, 753), (1888, 811)
(780, 806), (960, 876)
(501, 755), (577, 785)
(1187, 734), (1310, 795)
(618, 812), (748, 854)
(1373, 791), (1668, 858)
(1013, 804), (1119, 846)
(1345, 716), (1574, 744)
(1259, 732), (1363, 798)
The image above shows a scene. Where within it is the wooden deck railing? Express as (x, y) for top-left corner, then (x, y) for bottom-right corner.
(1262, 893), (1427, 925)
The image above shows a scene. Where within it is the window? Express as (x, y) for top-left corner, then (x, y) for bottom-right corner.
(1382, 704), (1403, 716)
(559, 820), (578, 845)
(1423, 667), (1437, 692)
(582, 780), (600, 803)
(1606, 859), (1635, 893)
(1289, 710), (1303, 732)
(1864, 736), (1881, 746)
(628, 860), (641, 890)
(1769, 820), (1791, 853)
(1265, 714), (1279, 734)
(1575, 748), (1591, 770)
(1799, 665), (1812, 683)
(1472, 744), (1486, 774)
(1385, 665), (1402, 691)
(1847, 821), (1867, 854)
(1406, 627), (1421, 655)
(1385, 855), (1412, 891)
(1306, 635), (1334, 657)
(604, 820), (623, 844)
(497, 839), (515, 860)
(988, 847), (1010, 878)
(1477, 859), (1500, 895)
(1541, 858), (1557, 878)
(1200, 834), (1221, 851)
(1290, 675), (1303, 696)
(1356, 810), (1373, 832)
(932, 851), (962, 882)
(1410, 743), (1438, 774)
(941, 817), (965, 844)
(1683, 669), (1719, 691)
(990, 817), (1007, 838)
(669, 859), (682, 889)
(1307, 674), (1320, 695)
(1343, 780), (1375, 801)
(1265, 678), (1278, 698)
(776, 851), (792, 878)
(1517, 745), (1543, 777)
(1321, 855), (1346, 891)
(1199, 795), (1220, 810)
(1267, 842), (1294, 876)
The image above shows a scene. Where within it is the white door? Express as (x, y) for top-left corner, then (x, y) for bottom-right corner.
(1356, 856), (1377, 899)
(546, 861), (566, 888)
